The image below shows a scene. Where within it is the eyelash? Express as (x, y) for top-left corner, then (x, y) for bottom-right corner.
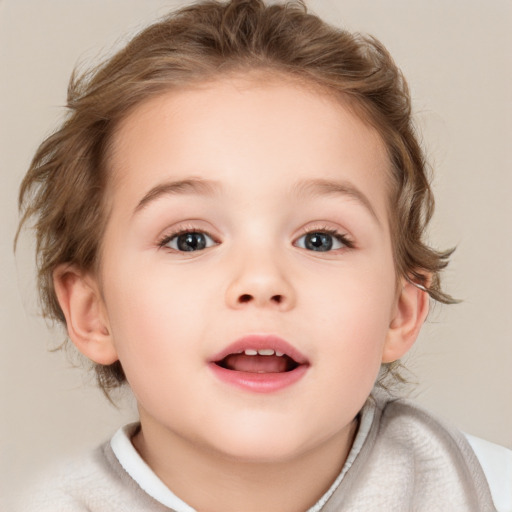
(157, 225), (218, 250)
(157, 225), (354, 252)
(295, 226), (355, 250)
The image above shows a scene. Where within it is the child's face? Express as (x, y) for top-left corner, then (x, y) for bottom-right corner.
(95, 76), (407, 461)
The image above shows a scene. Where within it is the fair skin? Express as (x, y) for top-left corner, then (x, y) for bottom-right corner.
(54, 75), (429, 512)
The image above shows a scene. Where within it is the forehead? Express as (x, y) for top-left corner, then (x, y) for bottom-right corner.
(106, 76), (392, 217)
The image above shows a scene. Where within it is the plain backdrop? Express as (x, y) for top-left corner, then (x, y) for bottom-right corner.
(1, 0), (511, 506)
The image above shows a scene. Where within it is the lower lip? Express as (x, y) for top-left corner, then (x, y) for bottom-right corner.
(208, 363), (308, 393)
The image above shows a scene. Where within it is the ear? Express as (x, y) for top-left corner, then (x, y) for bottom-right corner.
(382, 277), (430, 363)
(53, 264), (118, 365)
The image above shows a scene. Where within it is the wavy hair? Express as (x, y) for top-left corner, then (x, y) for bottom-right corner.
(17, 0), (455, 392)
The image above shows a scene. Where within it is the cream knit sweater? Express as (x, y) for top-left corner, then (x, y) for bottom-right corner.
(18, 393), (498, 511)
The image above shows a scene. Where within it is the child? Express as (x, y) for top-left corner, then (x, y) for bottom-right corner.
(15, 0), (510, 510)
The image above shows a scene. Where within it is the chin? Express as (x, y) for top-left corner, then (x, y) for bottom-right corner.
(203, 419), (315, 464)
(216, 440), (305, 464)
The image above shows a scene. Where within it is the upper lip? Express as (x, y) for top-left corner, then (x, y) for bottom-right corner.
(210, 334), (309, 365)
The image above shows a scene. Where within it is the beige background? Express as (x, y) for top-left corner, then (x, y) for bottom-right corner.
(1, 0), (511, 505)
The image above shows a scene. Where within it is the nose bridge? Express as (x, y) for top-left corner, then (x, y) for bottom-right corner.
(225, 233), (296, 311)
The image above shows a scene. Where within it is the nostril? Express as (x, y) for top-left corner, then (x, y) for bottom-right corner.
(235, 293), (286, 306)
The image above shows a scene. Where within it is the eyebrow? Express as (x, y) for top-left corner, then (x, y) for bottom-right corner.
(292, 178), (381, 226)
(133, 178), (221, 214)
(133, 176), (381, 225)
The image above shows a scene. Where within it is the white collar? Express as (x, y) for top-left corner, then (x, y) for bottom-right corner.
(111, 423), (196, 512)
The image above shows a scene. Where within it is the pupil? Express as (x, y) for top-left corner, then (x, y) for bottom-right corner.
(177, 232), (206, 251)
(306, 232), (332, 252)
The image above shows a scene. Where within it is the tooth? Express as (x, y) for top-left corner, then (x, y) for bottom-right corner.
(258, 349), (275, 356)
(244, 349), (258, 356)
(275, 351), (284, 357)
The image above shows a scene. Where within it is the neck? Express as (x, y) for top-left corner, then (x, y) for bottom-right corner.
(132, 413), (359, 512)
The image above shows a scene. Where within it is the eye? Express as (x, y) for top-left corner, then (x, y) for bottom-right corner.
(161, 231), (217, 252)
(295, 230), (351, 252)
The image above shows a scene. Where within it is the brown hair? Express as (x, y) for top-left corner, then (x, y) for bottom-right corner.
(17, 0), (455, 392)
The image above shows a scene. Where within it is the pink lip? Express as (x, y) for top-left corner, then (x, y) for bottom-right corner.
(208, 334), (309, 394)
(209, 334), (309, 365)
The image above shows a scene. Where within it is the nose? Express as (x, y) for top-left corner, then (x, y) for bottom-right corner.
(225, 252), (296, 312)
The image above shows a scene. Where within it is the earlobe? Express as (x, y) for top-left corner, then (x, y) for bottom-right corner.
(53, 264), (118, 365)
(382, 277), (430, 363)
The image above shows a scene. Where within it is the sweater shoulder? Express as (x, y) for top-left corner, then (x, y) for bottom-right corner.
(15, 445), (108, 512)
(15, 442), (169, 512)
(376, 395), (482, 464)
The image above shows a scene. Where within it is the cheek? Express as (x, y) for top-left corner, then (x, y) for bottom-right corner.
(309, 256), (395, 313)
(101, 262), (189, 358)
(102, 273), (198, 404)
(101, 253), (223, 369)
(303, 260), (396, 353)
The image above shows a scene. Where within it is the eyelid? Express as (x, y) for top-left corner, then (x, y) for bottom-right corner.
(293, 224), (355, 248)
(155, 221), (354, 252)
(157, 222), (221, 250)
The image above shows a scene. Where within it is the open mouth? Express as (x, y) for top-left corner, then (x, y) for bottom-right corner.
(209, 336), (309, 393)
(214, 349), (301, 374)
(209, 337), (309, 392)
